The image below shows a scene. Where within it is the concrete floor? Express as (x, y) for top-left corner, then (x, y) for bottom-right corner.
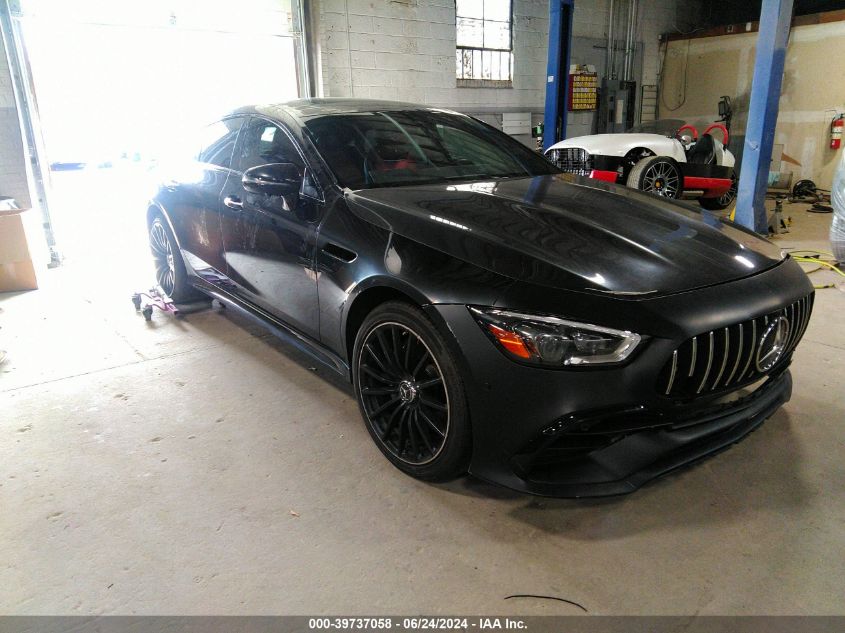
(1, 194), (843, 615)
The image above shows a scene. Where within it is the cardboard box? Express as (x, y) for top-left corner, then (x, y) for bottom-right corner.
(0, 205), (39, 292)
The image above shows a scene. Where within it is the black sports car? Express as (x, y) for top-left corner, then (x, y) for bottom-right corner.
(147, 99), (813, 497)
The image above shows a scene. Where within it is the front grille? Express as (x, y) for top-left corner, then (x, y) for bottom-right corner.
(658, 293), (814, 399)
(547, 148), (593, 175)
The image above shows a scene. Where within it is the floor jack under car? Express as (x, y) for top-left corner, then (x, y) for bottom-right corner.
(131, 288), (217, 322)
(131, 288), (182, 321)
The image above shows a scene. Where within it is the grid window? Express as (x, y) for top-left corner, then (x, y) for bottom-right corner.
(456, 0), (513, 82)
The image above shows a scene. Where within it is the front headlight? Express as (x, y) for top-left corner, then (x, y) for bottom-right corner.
(469, 307), (642, 367)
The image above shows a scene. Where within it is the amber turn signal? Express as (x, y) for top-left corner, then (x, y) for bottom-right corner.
(486, 323), (531, 359)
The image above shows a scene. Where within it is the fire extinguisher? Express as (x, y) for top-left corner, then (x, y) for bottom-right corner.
(831, 114), (845, 150)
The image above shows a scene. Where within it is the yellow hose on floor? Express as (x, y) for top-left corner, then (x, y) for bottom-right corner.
(792, 253), (845, 289)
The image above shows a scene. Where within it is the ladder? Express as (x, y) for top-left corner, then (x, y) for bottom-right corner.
(640, 85), (658, 124)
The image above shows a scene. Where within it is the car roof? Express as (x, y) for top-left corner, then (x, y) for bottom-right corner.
(228, 98), (459, 125)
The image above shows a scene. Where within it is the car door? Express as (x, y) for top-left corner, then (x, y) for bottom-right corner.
(219, 116), (322, 339)
(163, 116), (245, 284)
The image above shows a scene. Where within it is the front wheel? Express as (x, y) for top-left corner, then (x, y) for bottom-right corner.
(352, 301), (472, 482)
(627, 156), (683, 199)
(148, 213), (201, 302)
(699, 171), (737, 211)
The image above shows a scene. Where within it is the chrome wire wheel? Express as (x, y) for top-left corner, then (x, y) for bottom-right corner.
(642, 161), (680, 197)
(357, 322), (450, 466)
(150, 221), (176, 297)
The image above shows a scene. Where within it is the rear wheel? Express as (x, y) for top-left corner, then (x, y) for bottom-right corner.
(352, 301), (471, 482)
(627, 156), (682, 199)
(148, 213), (200, 302)
(699, 171), (737, 211)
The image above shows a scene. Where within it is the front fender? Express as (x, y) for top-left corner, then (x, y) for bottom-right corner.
(316, 198), (512, 363)
(146, 200), (180, 249)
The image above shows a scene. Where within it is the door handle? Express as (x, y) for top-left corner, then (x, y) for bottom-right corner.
(223, 195), (243, 210)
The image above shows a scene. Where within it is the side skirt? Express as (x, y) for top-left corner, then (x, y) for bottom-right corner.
(191, 277), (351, 380)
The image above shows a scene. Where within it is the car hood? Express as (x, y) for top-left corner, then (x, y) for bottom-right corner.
(344, 174), (784, 298)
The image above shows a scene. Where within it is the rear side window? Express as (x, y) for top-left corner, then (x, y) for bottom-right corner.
(197, 117), (244, 168)
(234, 118), (304, 174)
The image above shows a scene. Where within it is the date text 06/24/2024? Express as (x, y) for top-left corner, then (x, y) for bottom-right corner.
(308, 618), (528, 630)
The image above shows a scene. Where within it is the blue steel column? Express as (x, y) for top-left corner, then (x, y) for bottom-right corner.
(542, 0), (574, 150)
(734, 0), (793, 233)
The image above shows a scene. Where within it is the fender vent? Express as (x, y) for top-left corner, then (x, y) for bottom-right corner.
(658, 293), (814, 399)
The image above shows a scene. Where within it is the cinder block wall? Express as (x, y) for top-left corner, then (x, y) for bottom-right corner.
(314, 0), (704, 136)
(316, 0), (548, 111)
(0, 30), (30, 209)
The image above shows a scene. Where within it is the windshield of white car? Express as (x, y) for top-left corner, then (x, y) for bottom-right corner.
(304, 110), (559, 190)
(627, 119), (686, 136)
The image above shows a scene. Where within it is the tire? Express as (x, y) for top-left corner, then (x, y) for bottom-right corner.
(699, 171), (737, 211)
(792, 179), (817, 199)
(148, 213), (201, 302)
(352, 301), (472, 482)
(627, 156), (683, 199)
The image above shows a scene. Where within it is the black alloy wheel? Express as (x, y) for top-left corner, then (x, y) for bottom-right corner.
(150, 220), (176, 297)
(359, 322), (449, 464)
(353, 302), (471, 481)
(148, 213), (200, 303)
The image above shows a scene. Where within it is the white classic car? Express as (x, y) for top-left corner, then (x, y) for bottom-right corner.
(545, 119), (737, 210)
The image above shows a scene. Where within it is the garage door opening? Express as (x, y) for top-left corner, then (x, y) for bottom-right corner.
(9, 0), (309, 290)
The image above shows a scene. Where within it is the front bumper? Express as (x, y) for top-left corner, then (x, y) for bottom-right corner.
(504, 370), (791, 497)
(430, 259), (812, 498)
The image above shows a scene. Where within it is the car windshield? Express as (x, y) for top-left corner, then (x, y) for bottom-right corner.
(626, 119), (686, 136)
(304, 109), (558, 189)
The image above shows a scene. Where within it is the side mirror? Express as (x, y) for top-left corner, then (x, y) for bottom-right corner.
(718, 96), (731, 119)
(242, 163), (301, 196)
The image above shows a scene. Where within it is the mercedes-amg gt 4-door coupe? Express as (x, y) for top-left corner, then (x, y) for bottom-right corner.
(147, 99), (813, 497)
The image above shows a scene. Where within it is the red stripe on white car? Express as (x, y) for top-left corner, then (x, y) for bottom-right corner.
(684, 176), (732, 197)
(589, 170), (618, 183)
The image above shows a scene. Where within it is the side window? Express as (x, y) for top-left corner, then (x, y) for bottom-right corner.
(236, 118), (304, 174)
(197, 117), (244, 168)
